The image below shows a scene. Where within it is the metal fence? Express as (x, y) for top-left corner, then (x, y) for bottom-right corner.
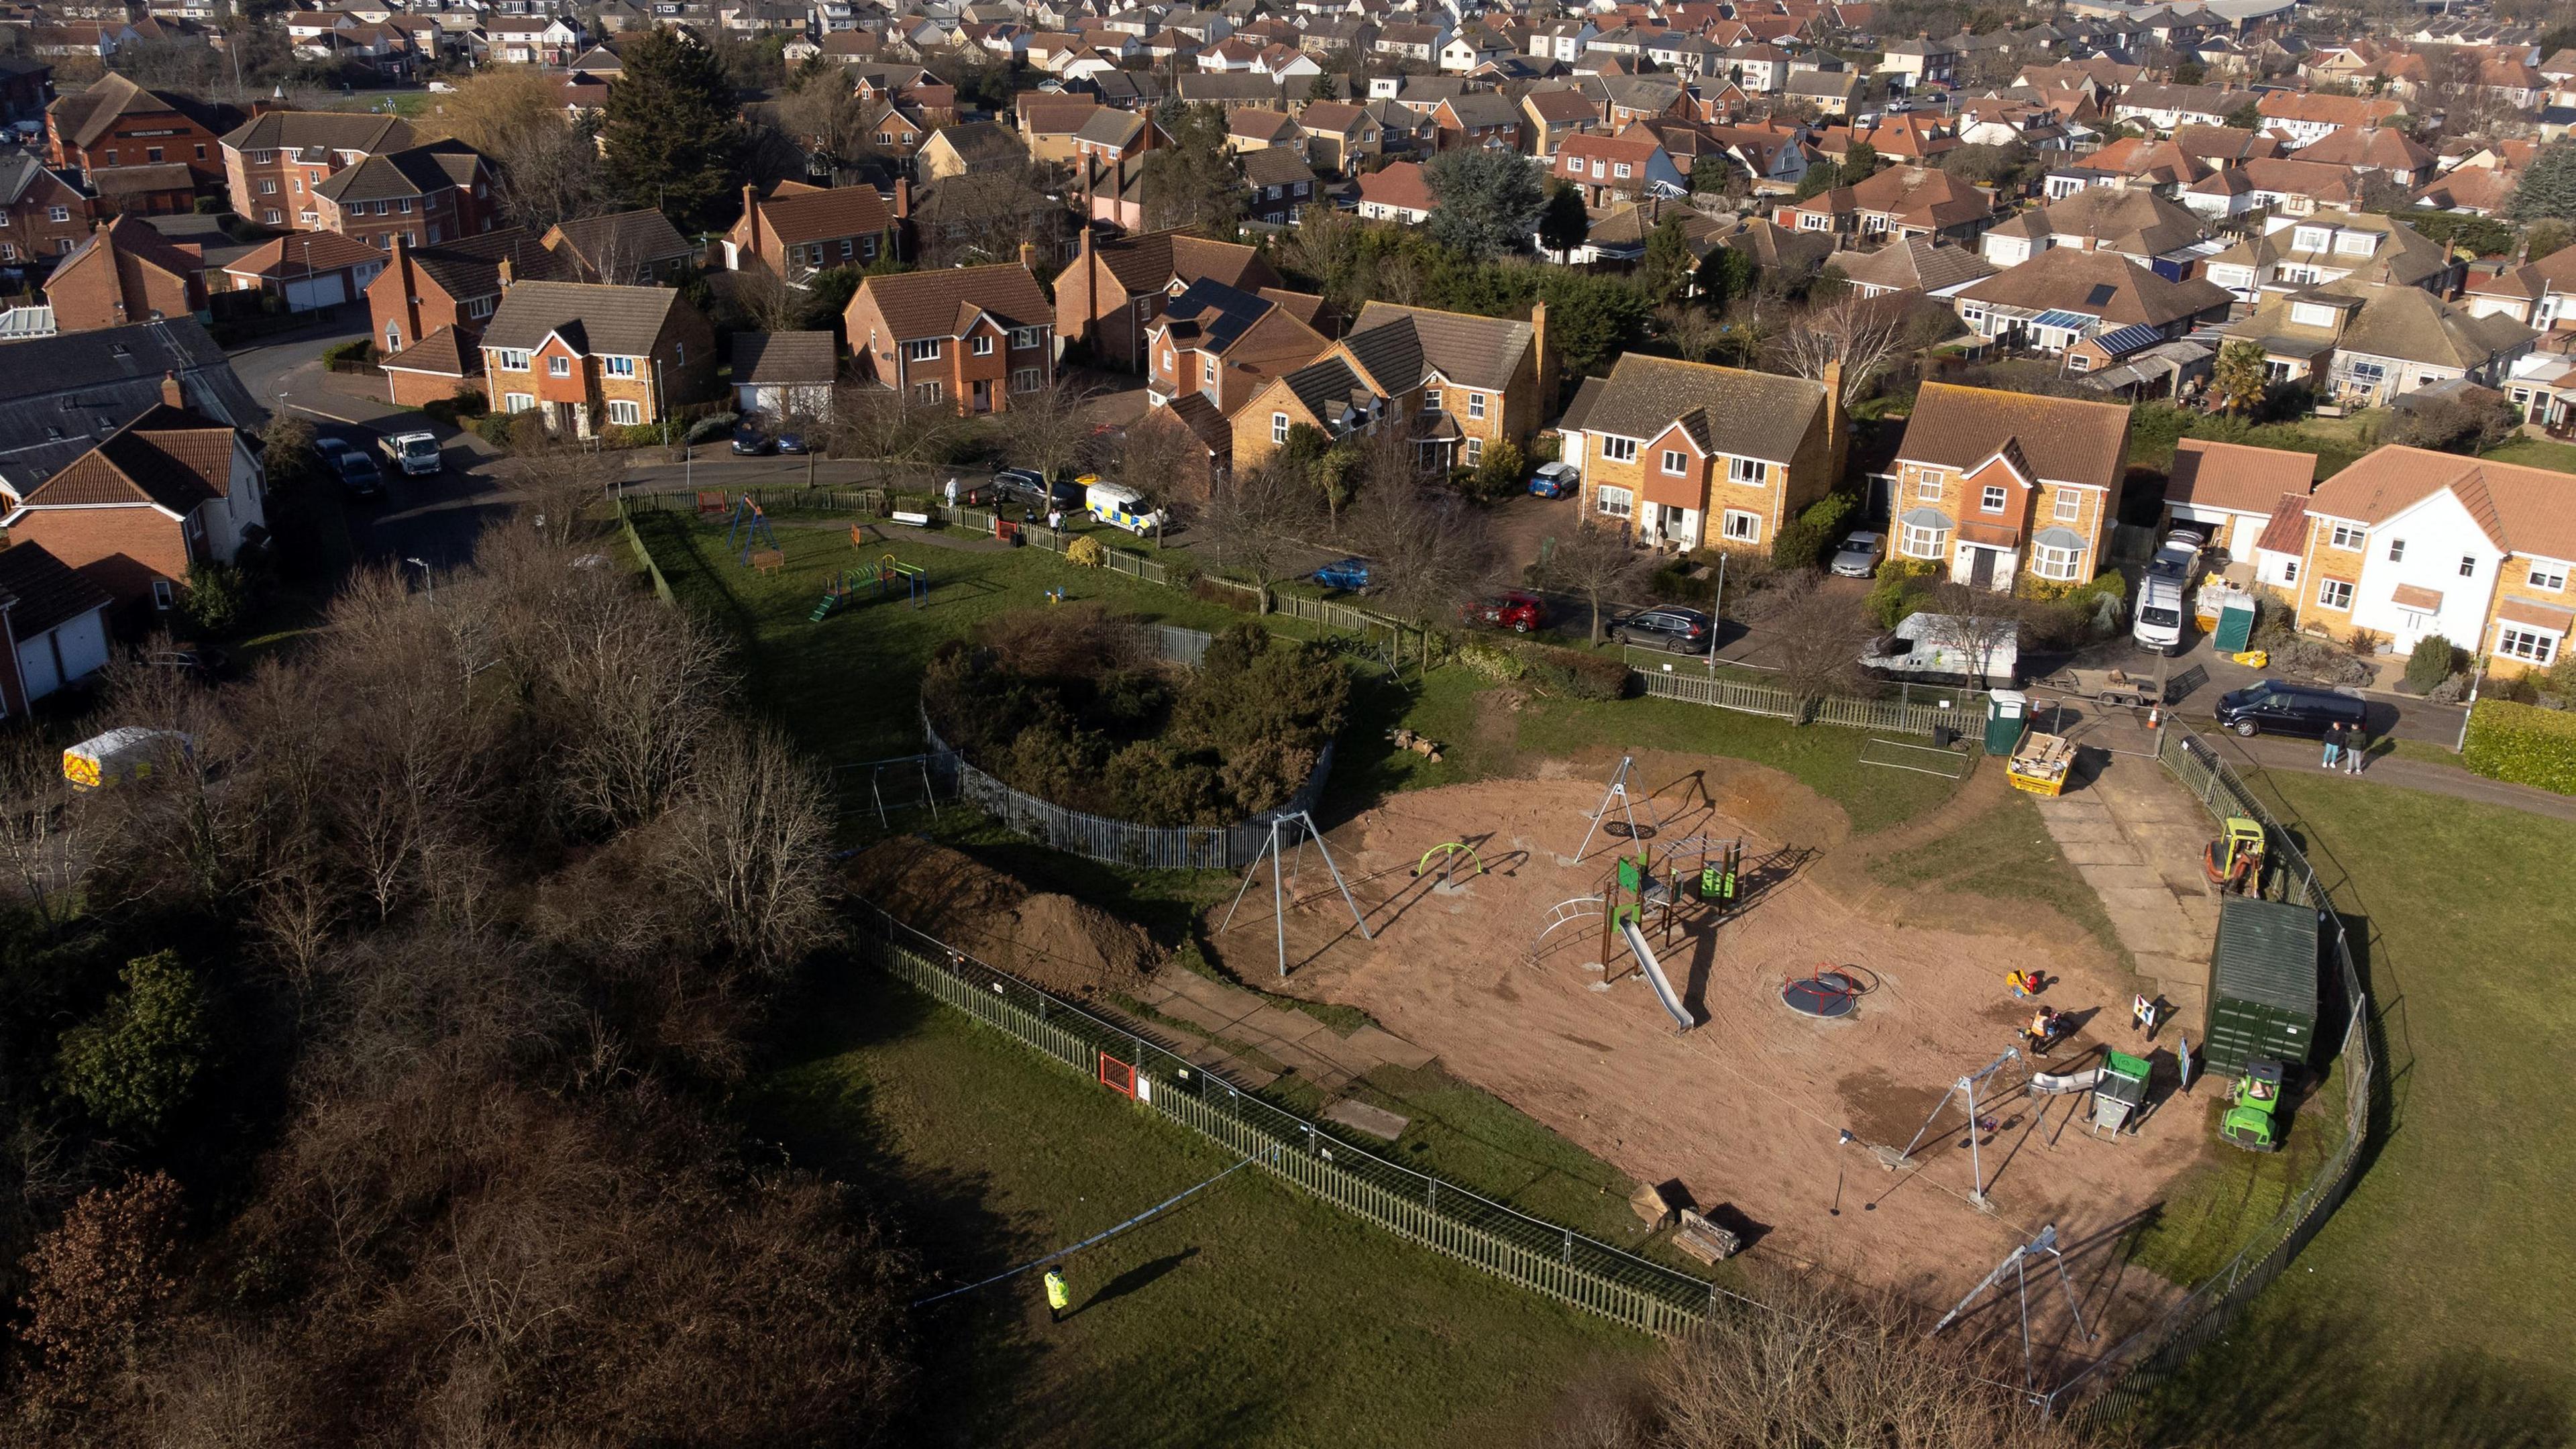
(1633, 667), (1986, 739)
(854, 902), (1733, 1335)
(2032, 725), (2375, 1426)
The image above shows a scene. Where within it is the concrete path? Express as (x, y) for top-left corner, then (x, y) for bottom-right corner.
(2031, 745), (2224, 1038)
(1134, 967), (1434, 1093)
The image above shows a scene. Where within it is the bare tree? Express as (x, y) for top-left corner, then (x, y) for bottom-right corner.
(1539, 517), (1654, 644)
(1117, 409), (1218, 523)
(1201, 459), (1320, 611)
(994, 374), (1105, 488)
(508, 445), (629, 548)
(824, 383), (973, 486)
(1348, 468), (1499, 628)
(0, 734), (95, 932)
(426, 66), (600, 229)
(1655, 301), (1725, 365)
(729, 264), (813, 335)
(1769, 288), (1910, 407)
(1762, 572), (1872, 702)
(657, 723), (834, 975)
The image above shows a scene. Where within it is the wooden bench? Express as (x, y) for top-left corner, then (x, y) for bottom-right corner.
(748, 549), (786, 574)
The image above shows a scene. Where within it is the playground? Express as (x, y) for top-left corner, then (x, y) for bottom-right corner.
(1201, 755), (2214, 1380)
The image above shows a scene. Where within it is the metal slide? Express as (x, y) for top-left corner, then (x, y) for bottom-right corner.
(1619, 918), (1697, 1032)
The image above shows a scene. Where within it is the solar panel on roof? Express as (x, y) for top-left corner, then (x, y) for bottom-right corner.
(2090, 323), (2163, 356)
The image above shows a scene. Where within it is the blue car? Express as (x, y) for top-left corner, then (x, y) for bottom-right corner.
(1313, 557), (1371, 591)
(775, 431), (808, 455)
(1528, 462), (1579, 498)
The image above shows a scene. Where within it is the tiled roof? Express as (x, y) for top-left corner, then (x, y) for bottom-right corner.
(549, 208), (692, 270)
(314, 140), (486, 205)
(1573, 354), (1825, 462)
(2167, 437), (2316, 515)
(19, 401), (236, 514)
(56, 215), (201, 284)
(0, 320), (260, 503)
(1955, 248), (2232, 329)
(89, 163), (197, 197)
(1241, 146), (1313, 187)
(1896, 381), (2129, 488)
(219, 109), (415, 154)
(1344, 301), (1533, 392)
(755, 183), (892, 244)
(2027, 186), (2206, 257)
(854, 263), (1051, 341)
(0, 540), (111, 638)
(379, 324), (476, 378)
(2253, 491), (2311, 555)
(1083, 229), (1275, 297)
(733, 330), (838, 384)
(223, 229), (386, 280)
(1356, 160), (1434, 211)
(482, 280), (686, 357)
(1827, 236), (1995, 293)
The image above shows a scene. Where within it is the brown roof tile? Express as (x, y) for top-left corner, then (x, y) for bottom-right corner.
(1896, 381), (2129, 490)
(2167, 437), (2317, 515)
(855, 262), (1052, 341)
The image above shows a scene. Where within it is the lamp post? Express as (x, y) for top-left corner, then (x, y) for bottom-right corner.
(403, 556), (433, 599)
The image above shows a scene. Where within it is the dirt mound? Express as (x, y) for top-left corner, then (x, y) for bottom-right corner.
(843, 841), (1158, 997)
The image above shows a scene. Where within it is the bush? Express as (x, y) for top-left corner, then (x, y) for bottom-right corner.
(1460, 439), (1528, 502)
(180, 560), (253, 635)
(1864, 557), (1940, 628)
(2382, 394), (2517, 454)
(1456, 639), (1528, 682)
(1515, 643), (1629, 700)
(2462, 698), (2576, 795)
(685, 411), (741, 445)
(471, 412), (519, 446)
(1065, 535), (1106, 568)
(421, 388), (488, 427)
(1770, 490), (1856, 569)
(2404, 633), (2459, 693)
(192, 195), (221, 215)
(320, 338), (375, 368)
(603, 421), (680, 449)
(1160, 550), (1203, 586)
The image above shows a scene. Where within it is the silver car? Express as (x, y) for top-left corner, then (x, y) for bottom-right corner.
(1829, 530), (1884, 578)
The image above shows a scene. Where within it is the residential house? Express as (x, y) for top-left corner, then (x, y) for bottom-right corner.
(2108, 82), (2249, 134)
(0, 154), (93, 268)
(1055, 228), (1281, 372)
(219, 110), (417, 231)
(1143, 275), (1329, 414)
(1438, 25), (1509, 74)
(2290, 446), (2576, 674)
(480, 280), (718, 437)
(1562, 354), (1840, 553)
(918, 121), (1031, 178)
(311, 140), (498, 250)
(1976, 186), (2206, 272)
(370, 229), (562, 406)
(2285, 125), (2434, 188)
(731, 331), (838, 421)
(1231, 299), (1547, 475)
(1297, 101), (1384, 173)
(1356, 159), (1436, 223)
(1373, 21), (1447, 64)
(2255, 90), (2404, 148)
(44, 215), (206, 331)
(2179, 156), (2369, 221)
(1552, 131), (1683, 207)
(543, 208), (696, 284)
(1519, 87), (1603, 158)
(0, 319), (264, 506)
(480, 14), (580, 65)
(1069, 107), (1152, 170)
(1951, 248), (2231, 358)
(1827, 236), (1996, 299)
(1240, 145), (1318, 224)
(2465, 244), (2576, 331)
(2222, 276), (2535, 406)
(2163, 436), (2317, 587)
(1528, 18), (1597, 64)
(1889, 382), (2130, 590)
(1226, 107), (1305, 156)
(1562, 198), (1728, 266)
(217, 229), (387, 311)
(1431, 92), (1523, 153)
(44, 74), (235, 189)
(1016, 95), (1100, 163)
(2202, 213), (2455, 306)
(845, 259), (1057, 413)
(0, 372), (265, 612)
(1876, 35), (1958, 89)
(0, 541), (114, 714)
(1776, 165), (1996, 245)
(722, 181), (896, 282)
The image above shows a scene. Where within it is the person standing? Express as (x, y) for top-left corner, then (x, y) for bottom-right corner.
(2321, 720), (2343, 770)
(2345, 719), (2367, 775)
(1044, 1269), (1070, 1324)
(945, 476), (959, 509)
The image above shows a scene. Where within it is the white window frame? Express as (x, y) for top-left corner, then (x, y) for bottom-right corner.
(905, 338), (943, 362)
(972, 333), (995, 356)
(2387, 539), (2405, 561)
(1203, 356), (1217, 385)
(2328, 523), (2364, 549)
(504, 391), (535, 412)
(1721, 508), (1760, 543)
(2530, 564), (2569, 592)
(2317, 578), (2354, 610)
(2053, 490), (2082, 523)
(1010, 326), (1040, 350)
(1466, 390), (1486, 420)
(1422, 388), (1442, 415)
(547, 354), (572, 377)
(2496, 627), (2559, 665)
(1601, 437), (1640, 463)
(1662, 449), (1688, 476)
(1981, 484), (2007, 513)
(1272, 412), (1290, 443)
(1915, 471), (1942, 500)
(1595, 484), (1634, 519)
(2033, 543), (2084, 581)
(1011, 367), (1042, 393)
(1464, 436), (1483, 466)
(603, 356), (635, 378)
(496, 349), (531, 371)
(1899, 523), (1949, 559)
(913, 380), (944, 404)
(606, 398), (642, 425)
(1727, 457), (1764, 486)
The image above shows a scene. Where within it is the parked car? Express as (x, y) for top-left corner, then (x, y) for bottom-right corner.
(1528, 462), (1579, 498)
(136, 644), (232, 680)
(1463, 590), (1546, 633)
(1313, 557), (1372, 592)
(313, 436), (354, 470)
(2211, 680), (2367, 739)
(991, 467), (1076, 511)
(2146, 529), (2203, 582)
(775, 430), (808, 455)
(1829, 530), (1884, 578)
(2133, 574), (2186, 655)
(1610, 605), (1713, 653)
(730, 426), (773, 456)
(333, 451), (384, 498)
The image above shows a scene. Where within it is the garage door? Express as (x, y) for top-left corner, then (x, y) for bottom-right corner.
(15, 637), (58, 703)
(284, 273), (347, 311)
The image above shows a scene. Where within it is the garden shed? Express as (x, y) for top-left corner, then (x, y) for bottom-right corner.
(2202, 896), (2320, 1075)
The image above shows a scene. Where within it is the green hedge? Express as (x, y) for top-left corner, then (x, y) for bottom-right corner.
(2461, 698), (2576, 796)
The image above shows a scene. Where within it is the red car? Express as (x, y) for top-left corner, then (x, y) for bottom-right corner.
(1463, 590), (1546, 633)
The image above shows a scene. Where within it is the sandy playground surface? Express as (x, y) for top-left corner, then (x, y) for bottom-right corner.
(1203, 754), (2209, 1370)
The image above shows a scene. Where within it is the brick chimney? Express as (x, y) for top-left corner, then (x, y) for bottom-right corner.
(1019, 239), (1040, 270)
(742, 182), (761, 262)
(892, 176), (911, 219)
(497, 254), (514, 288)
(390, 233), (421, 350)
(1529, 299), (1551, 402)
(161, 371), (184, 408)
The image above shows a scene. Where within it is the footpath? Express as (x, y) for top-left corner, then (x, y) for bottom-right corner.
(2212, 733), (2576, 823)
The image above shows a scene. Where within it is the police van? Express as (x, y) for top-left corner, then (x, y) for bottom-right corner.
(1083, 477), (1166, 536)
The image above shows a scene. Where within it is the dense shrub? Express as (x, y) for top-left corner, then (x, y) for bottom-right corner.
(1065, 535), (1106, 568)
(922, 609), (1348, 826)
(320, 338), (375, 368)
(2462, 698), (2576, 795)
(1514, 643), (1630, 700)
(1864, 558), (1941, 628)
(685, 411), (741, 444)
(1771, 490), (1857, 569)
(2405, 633), (2460, 693)
(2382, 394), (2518, 455)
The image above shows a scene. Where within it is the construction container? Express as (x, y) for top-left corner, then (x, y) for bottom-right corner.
(2212, 596), (2257, 654)
(2202, 897), (2320, 1075)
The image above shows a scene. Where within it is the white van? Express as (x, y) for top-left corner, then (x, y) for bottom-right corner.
(2133, 576), (2186, 655)
(1859, 612), (2020, 686)
(1083, 478), (1165, 536)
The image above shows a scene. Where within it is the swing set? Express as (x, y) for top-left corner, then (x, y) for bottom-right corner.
(724, 495), (782, 568)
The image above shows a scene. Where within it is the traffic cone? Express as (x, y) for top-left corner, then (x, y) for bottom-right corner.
(2147, 705), (2161, 730)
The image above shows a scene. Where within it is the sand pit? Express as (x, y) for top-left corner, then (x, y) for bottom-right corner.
(1201, 764), (2208, 1373)
(846, 841), (1159, 997)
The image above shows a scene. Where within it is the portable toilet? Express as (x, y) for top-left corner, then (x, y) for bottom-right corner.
(1984, 690), (2029, 756)
(2202, 896), (2320, 1075)
(2212, 595), (2257, 654)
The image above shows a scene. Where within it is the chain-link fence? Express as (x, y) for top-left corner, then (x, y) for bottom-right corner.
(2033, 726), (2375, 1426)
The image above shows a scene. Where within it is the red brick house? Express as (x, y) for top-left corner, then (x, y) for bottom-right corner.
(0, 541), (115, 716)
(479, 281), (718, 439)
(369, 230), (565, 407)
(44, 216), (208, 332)
(312, 140), (499, 250)
(1053, 227), (1282, 372)
(219, 109), (418, 231)
(0, 375), (268, 613)
(0, 154), (93, 268)
(219, 229), (389, 312)
(44, 74), (236, 189)
(845, 259), (1057, 413)
(539, 209), (695, 284)
(721, 181), (898, 283)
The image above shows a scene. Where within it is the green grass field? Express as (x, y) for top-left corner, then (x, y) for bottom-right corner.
(751, 969), (1644, 1449)
(2479, 435), (2576, 474)
(2127, 773), (2576, 1447)
(1869, 785), (2128, 964)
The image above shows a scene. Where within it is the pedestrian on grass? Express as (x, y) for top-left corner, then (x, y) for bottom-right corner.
(2321, 721), (2343, 770)
(945, 476), (959, 508)
(1044, 1269), (1069, 1324)
(1048, 507), (1063, 533)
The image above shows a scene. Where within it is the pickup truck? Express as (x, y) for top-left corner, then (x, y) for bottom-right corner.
(379, 431), (441, 476)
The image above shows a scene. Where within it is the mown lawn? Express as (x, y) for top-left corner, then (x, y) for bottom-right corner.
(1870, 784), (2128, 964)
(749, 969), (1646, 1449)
(2479, 435), (2576, 474)
(2127, 773), (2576, 1447)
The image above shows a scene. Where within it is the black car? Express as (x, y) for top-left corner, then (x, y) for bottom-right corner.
(2212, 680), (2367, 738)
(731, 426), (774, 455)
(1609, 606), (1714, 653)
(333, 451), (384, 498)
(990, 468), (1080, 511)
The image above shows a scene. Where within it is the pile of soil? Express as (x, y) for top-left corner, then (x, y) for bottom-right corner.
(843, 841), (1158, 998)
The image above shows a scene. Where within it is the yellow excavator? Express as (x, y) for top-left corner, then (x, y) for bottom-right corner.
(2203, 817), (2265, 895)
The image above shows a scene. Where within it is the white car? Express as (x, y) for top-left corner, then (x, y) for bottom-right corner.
(1829, 530), (1884, 578)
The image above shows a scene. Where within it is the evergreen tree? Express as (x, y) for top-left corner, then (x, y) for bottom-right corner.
(1839, 142), (1880, 185)
(600, 29), (746, 231)
(1696, 243), (1757, 309)
(1424, 148), (1545, 261)
(2508, 141), (2576, 222)
(1142, 102), (1244, 234)
(1536, 182), (1590, 260)
(1640, 213), (1697, 303)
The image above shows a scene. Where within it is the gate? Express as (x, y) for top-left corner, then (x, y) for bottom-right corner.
(1097, 1053), (1137, 1098)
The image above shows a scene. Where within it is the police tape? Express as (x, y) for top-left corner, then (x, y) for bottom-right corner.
(910, 1150), (1267, 1308)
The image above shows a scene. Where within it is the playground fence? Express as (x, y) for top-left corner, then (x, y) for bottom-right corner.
(620, 514), (675, 605)
(851, 900), (1734, 1335)
(1633, 667), (1985, 739)
(2030, 725), (2375, 1427)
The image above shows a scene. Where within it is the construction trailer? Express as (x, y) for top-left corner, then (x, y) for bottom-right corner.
(2202, 896), (2320, 1076)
